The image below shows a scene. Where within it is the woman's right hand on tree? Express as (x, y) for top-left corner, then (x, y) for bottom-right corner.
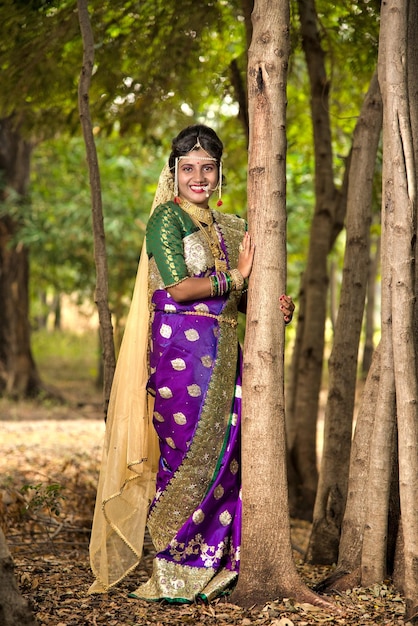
(237, 232), (255, 279)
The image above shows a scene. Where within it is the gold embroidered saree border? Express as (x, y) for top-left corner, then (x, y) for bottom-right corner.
(146, 313), (238, 552)
(130, 556), (238, 602)
(146, 211), (246, 554)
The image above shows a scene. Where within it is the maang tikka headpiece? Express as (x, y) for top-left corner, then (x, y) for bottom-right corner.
(173, 137), (223, 206)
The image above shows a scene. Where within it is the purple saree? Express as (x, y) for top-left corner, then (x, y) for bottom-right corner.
(133, 201), (246, 602)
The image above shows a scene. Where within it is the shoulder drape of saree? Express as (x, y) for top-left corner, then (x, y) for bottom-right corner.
(88, 243), (159, 593)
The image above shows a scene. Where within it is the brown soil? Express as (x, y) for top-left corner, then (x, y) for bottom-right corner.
(0, 391), (406, 625)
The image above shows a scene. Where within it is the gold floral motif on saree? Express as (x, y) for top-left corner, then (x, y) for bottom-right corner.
(147, 314), (239, 553)
(171, 358), (186, 371)
(145, 209), (246, 569)
(169, 533), (226, 566)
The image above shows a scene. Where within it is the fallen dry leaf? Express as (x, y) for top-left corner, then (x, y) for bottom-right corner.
(0, 393), (408, 626)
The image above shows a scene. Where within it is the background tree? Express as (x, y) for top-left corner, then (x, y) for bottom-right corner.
(286, 0), (349, 520)
(0, 527), (37, 626)
(306, 72), (382, 564)
(0, 0), (248, 397)
(316, 0), (418, 619)
(0, 120), (41, 397)
(78, 0), (115, 414)
(381, 0), (418, 616)
(286, 0), (381, 521)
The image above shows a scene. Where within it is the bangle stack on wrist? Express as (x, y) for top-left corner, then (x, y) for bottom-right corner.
(209, 268), (245, 297)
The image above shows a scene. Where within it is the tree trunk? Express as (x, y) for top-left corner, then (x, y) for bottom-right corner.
(314, 344), (381, 593)
(380, 0), (418, 617)
(288, 0), (342, 520)
(77, 0), (116, 417)
(231, 0), (333, 612)
(362, 234), (380, 376)
(306, 72), (383, 565)
(318, 2), (418, 611)
(408, 0), (418, 358)
(0, 117), (42, 398)
(0, 528), (38, 626)
(360, 333), (396, 584)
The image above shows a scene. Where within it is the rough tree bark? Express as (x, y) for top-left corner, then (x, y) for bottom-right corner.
(381, 0), (418, 617)
(0, 118), (42, 398)
(77, 0), (116, 416)
(231, 0), (333, 611)
(0, 528), (37, 626)
(306, 72), (383, 565)
(287, 0), (346, 521)
(362, 234), (380, 376)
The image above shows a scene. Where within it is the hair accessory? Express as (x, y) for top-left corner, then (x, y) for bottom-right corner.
(189, 137), (218, 161)
(192, 137), (202, 150)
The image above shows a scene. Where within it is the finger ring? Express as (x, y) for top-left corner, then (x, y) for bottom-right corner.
(239, 243), (244, 252)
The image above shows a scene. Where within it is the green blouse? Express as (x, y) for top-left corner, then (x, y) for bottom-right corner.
(146, 200), (247, 290)
(146, 201), (199, 287)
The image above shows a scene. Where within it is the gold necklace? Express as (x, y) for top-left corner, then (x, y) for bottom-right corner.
(180, 199), (227, 272)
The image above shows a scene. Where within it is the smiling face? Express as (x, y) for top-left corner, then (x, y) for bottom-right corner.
(177, 149), (219, 208)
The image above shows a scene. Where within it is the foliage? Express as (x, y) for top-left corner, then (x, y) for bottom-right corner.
(20, 482), (65, 517)
(0, 0), (247, 138)
(0, 0), (383, 326)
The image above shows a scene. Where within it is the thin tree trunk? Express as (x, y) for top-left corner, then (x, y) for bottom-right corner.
(360, 38), (397, 579)
(288, 0), (340, 520)
(314, 344), (381, 593)
(77, 0), (116, 417)
(362, 234), (380, 376)
(381, 0), (418, 617)
(360, 339), (396, 584)
(306, 72), (383, 565)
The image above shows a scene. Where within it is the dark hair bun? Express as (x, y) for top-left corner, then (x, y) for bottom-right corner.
(169, 125), (223, 170)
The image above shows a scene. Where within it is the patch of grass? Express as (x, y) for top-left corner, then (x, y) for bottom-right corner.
(32, 329), (99, 385)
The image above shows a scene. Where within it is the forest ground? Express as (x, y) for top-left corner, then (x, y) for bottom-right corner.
(0, 334), (407, 626)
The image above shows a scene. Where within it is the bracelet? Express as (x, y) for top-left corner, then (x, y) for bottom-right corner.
(229, 268), (245, 291)
(209, 275), (216, 297)
(210, 271), (235, 297)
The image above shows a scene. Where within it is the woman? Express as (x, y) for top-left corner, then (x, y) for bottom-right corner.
(89, 125), (294, 603)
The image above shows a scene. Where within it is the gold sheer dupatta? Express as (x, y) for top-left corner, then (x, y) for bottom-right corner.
(88, 164), (173, 593)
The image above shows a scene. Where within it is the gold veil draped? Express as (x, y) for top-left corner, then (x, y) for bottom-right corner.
(88, 164), (174, 593)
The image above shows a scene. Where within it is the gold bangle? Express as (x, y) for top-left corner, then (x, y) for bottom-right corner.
(229, 268), (244, 291)
(209, 276), (215, 297)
